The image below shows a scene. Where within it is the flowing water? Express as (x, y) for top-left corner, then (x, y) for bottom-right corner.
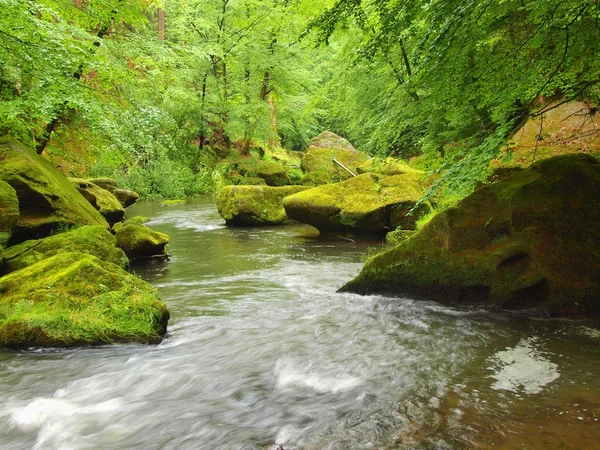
(1, 198), (599, 450)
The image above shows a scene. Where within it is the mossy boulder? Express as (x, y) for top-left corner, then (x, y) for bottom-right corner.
(300, 171), (332, 187)
(68, 178), (125, 225)
(309, 131), (356, 151)
(341, 154), (600, 318)
(357, 157), (423, 177)
(301, 131), (369, 182)
(385, 229), (416, 246)
(238, 159), (291, 186)
(2, 226), (128, 274)
(0, 138), (108, 243)
(283, 173), (427, 236)
(115, 223), (169, 260)
(0, 180), (19, 248)
(216, 185), (311, 226)
(88, 178), (140, 208)
(301, 147), (371, 182)
(0, 252), (169, 348)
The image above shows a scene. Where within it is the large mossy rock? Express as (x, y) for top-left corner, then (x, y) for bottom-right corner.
(342, 154), (600, 317)
(88, 177), (140, 208)
(0, 252), (169, 348)
(356, 157), (423, 177)
(2, 226), (128, 274)
(216, 185), (310, 226)
(301, 132), (370, 182)
(309, 131), (356, 150)
(69, 178), (125, 225)
(0, 138), (108, 243)
(237, 159), (291, 187)
(283, 173), (427, 236)
(0, 180), (19, 248)
(300, 171), (332, 187)
(115, 223), (169, 260)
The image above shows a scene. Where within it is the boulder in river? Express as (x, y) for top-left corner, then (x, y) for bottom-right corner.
(2, 225), (128, 274)
(0, 252), (169, 348)
(0, 138), (108, 244)
(301, 132), (371, 182)
(115, 222), (169, 260)
(88, 177), (140, 208)
(341, 153), (600, 318)
(216, 185), (311, 226)
(283, 173), (427, 236)
(0, 180), (19, 248)
(69, 178), (125, 225)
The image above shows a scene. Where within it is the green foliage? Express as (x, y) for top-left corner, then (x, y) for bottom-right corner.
(312, 0), (600, 196)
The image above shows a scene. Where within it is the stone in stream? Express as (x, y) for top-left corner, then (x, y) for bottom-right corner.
(1, 225), (128, 274)
(215, 185), (311, 226)
(341, 153), (600, 318)
(115, 221), (169, 261)
(283, 173), (428, 236)
(0, 179), (19, 249)
(300, 131), (371, 182)
(88, 177), (140, 208)
(0, 138), (108, 244)
(68, 178), (125, 225)
(0, 252), (169, 348)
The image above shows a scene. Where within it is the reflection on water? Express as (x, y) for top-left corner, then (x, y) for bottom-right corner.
(0, 197), (598, 449)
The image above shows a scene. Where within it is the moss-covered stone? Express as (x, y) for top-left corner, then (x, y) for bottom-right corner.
(0, 252), (169, 348)
(2, 226), (128, 274)
(385, 229), (416, 246)
(69, 178), (125, 225)
(300, 171), (332, 187)
(283, 173), (427, 236)
(342, 153), (600, 318)
(115, 223), (169, 259)
(88, 178), (140, 208)
(0, 180), (19, 248)
(216, 185), (311, 226)
(300, 131), (369, 182)
(357, 157), (423, 177)
(309, 131), (356, 151)
(0, 138), (108, 243)
(301, 148), (371, 182)
(237, 159), (291, 186)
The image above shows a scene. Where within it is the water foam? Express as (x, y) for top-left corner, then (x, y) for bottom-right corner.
(275, 359), (362, 394)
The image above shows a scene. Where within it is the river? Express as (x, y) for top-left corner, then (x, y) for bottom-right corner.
(0, 197), (598, 449)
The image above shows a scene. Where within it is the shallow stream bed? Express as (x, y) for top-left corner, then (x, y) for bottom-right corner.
(1, 198), (598, 449)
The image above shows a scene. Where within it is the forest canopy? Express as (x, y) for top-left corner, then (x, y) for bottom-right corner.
(1, 0), (599, 198)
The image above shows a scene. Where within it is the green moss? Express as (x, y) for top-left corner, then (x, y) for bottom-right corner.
(356, 157), (424, 177)
(342, 153), (600, 317)
(385, 230), (416, 246)
(2, 225), (128, 273)
(300, 147), (371, 181)
(0, 180), (19, 248)
(0, 138), (108, 243)
(88, 178), (139, 208)
(300, 171), (332, 186)
(283, 173), (427, 235)
(215, 185), (310, 226)
(69, 178), (125, 224)
(309, 131), (355, 150)
(0, 252), (169, 348)
(115, 223), (169, 258)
